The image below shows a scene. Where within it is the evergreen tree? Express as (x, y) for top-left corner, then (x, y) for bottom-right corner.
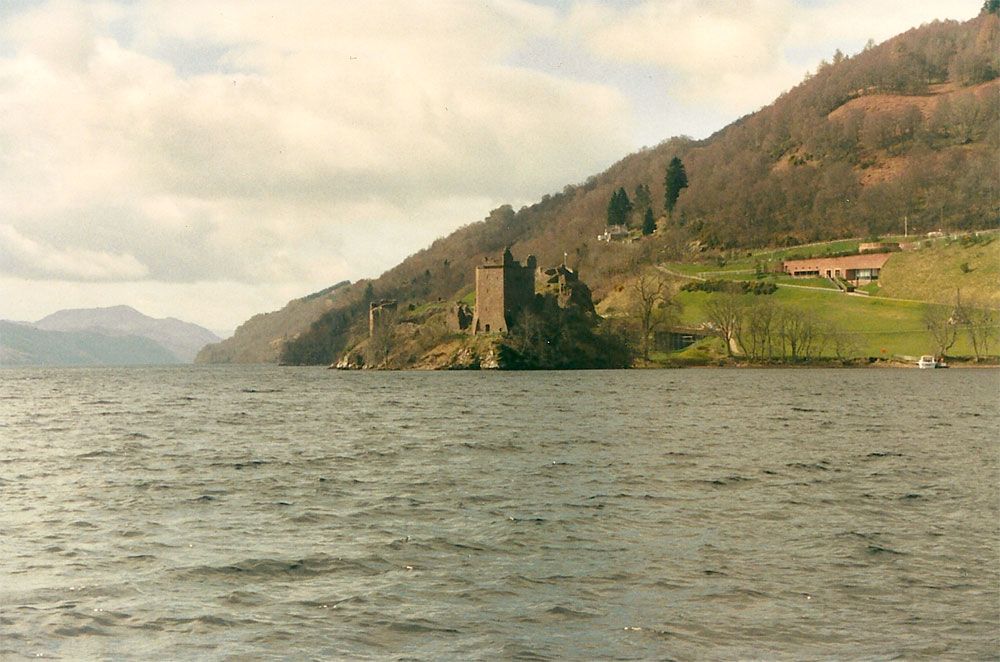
(606, 189), (619, 226)
(664, 157), (688, 215)
(983, 0), (999, 14)
(641, 208), (656, 236)
(606, 187), (632, 226)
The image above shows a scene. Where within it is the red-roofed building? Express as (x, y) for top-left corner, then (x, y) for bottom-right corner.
(781, 253), (892, 283)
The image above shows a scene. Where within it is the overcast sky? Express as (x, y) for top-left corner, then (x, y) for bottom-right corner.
(0, 0), (981, 334)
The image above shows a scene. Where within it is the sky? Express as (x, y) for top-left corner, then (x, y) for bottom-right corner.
(0, 0), (982, 335)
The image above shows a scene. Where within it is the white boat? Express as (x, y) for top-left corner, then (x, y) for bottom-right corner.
(917, 355), (937, 369)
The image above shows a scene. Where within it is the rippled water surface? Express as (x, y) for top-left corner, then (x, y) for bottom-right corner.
(1, 366), (998, 660)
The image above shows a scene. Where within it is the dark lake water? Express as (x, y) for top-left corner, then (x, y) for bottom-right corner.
(1, 366), (998, 660)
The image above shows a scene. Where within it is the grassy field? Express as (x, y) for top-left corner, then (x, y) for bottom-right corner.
(878, 236), (1000, 307)
(674, 286), (996, 358)
(651, 232), (1000, 360)
(752, 239), (862, 261)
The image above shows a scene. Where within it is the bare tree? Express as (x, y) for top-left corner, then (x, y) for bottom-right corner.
(828, 321), (862, 361)
(777, 306), (824, 361)
(922, 304), (959, 357)
(957, 296), (998, 361)
(738, 298), (777, 361)
(705, 292), (745, 357)
(630, 271), (680, 360)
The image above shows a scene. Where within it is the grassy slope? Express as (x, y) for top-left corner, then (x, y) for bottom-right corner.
(877, 236), (1000, 306)
(675, 288), (997, 358)
(668, 234), (1000, 358)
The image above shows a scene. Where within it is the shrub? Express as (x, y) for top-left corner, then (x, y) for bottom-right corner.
(681, 279), (777, 295)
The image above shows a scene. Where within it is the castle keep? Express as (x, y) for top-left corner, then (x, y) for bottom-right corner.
(472, 248), (536, 334)
(368, 299), (397, 337)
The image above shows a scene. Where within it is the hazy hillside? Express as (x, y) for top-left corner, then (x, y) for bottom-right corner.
(205, 11), (1000, 365)
(0, 321), (181, 366)
(195, 281), (351, 364)
(35, 305), (220, 362)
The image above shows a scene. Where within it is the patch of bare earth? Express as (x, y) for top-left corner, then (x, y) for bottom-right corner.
(828, 79), (998, 122)
(858, 154), (910, 186)
(825, 79), (999, 186)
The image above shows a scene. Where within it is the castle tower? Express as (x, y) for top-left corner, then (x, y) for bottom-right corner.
(369, 299), (397, 337)
(472, 247), (536, 334)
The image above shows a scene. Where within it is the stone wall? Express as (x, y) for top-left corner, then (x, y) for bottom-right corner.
(472, 248), (536, 334)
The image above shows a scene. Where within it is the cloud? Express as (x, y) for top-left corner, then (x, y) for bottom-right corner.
(0, 0), (631, 296)
(565, 0), (795, 110)
(563, 0), (980, 111)
(0, 224), (149, 280)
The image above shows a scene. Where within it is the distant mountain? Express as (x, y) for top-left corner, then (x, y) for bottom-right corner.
(0, 320), (181, 366)
(33, 305), (220, 363)
(201, 11), (1000, 365)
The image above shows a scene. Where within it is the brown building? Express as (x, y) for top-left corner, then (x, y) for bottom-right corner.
(472, 248), (536, 334)
(782, 253), (892, 282)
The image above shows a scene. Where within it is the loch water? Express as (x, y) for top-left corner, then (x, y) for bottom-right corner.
(1, 366), (998, 660)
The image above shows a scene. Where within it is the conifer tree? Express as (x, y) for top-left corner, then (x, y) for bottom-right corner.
(664, 157), (688, 215)
(606, 187), (632, 226)
(641, 208), (656, 236)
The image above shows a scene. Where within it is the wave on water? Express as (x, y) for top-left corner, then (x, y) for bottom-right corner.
(2, 366), (998, 660)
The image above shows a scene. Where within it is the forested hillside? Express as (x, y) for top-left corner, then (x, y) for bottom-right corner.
(204, 11), (999, 365)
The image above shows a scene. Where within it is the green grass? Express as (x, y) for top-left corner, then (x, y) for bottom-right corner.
(648, 337), (729, 366)
(752, 239), (861, 261)
(877, 237), (1000, 307)
(653, 232), (1000, 360)
(675, 287), (998, 358)
(660, 261), (712, 277)
(718, 273), (840, 289)
(858, 282), (881, 295)
(776, 276), (839, 289)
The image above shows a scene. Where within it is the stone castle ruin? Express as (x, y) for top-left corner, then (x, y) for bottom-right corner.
(368, 299), (397, 337)
(539, 263), (595, 317)
(471, 248), (537, 334)
(447, 247), (594, 335)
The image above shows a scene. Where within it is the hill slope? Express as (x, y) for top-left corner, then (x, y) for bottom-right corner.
(0, 321), (181, 366)
(35, 305), (220, 362)
(203, 11), (1000, 365)
(877, 234), (1000, 306)
(195, 281), (352, 364)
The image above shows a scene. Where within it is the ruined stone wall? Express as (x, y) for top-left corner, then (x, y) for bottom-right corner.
(448, 303), (473, 332)
(473, 265), (507, 333)
(369, 300), (397, 337)
(503, 259), (535, 324)
(472, 249), (537, 334)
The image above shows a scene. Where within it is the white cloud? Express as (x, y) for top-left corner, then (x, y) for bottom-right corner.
(563, 0), (980, 111)
(565, 0), (795, 111)
(0, 0), (631, 329)
(0, 224), (149, 280)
